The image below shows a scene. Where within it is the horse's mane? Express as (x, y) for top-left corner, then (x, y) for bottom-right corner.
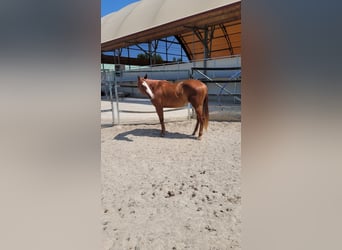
(145, 79), (168, 84)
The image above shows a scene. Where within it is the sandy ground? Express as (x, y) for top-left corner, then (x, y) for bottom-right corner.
(101, 119), (241, 250)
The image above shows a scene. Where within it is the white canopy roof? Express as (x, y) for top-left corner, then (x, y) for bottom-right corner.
(101, 0), (240, 44)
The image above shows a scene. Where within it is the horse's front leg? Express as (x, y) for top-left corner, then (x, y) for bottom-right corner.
(155, 105), (165, 137)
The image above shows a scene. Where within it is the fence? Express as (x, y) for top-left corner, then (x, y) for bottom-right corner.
(101, 70), (191, 125)
(191, 67), (241, 104)
(101, 57), (241, 125)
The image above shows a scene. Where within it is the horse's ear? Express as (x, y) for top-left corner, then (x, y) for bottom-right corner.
(137, 75), (140, 80)
(144, 74), (147, 79)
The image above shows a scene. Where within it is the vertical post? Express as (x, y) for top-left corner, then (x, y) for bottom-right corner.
(113, 50), (115, 64)
(192, 29), (195, 66)
(113, 71), (120, 124)
(187, 103), (192, 120)
(127, 46), (131, 70)
(203, 26), (208, 75)
(234, 82), (238, 104)
(109, 77), (115, 126)
(117, 48), (122, 65)
(148, 41), (152, 66)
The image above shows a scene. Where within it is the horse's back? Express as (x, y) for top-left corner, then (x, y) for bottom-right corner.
(181, 79), (207, 96)
(182, 79), (205, 86)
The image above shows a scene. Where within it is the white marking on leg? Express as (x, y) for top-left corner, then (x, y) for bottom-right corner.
(142, 81), (154, 99)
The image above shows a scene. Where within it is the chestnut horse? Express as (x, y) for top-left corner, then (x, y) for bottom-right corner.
(137, 75), (209, 139)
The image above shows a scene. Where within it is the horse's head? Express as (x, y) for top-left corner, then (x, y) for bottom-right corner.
(137, 75), (154, 99)
(137, 75), (146, 92)
(137, 74), (146, 88)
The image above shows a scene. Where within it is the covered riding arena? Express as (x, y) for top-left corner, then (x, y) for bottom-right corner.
(101, 0), (241, 249)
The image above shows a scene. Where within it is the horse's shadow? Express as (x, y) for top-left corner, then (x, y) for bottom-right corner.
(113, 128), (195, 142)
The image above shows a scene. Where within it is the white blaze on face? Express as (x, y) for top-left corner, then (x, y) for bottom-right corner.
(142, 81), (154, 99)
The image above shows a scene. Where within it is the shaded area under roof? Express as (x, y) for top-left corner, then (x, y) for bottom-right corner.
(101, 0), (241, 62)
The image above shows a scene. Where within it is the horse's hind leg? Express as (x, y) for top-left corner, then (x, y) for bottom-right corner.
(155, 105), (165, 137)
(192, 118), (199, 136)
(190, 100), (200, 136)
(193, 106), (204, 139)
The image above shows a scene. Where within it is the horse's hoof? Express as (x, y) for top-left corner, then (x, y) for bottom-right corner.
(197, 136), (202, 140)
(160, 133), (165, 137)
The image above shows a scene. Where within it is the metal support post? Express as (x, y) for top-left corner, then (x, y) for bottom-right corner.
(108, 81), (115, 126)
(187, 103), (192, 120)
(113, 72), (120, 124)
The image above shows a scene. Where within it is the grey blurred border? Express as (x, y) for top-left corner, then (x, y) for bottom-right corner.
(242, 1), (342, 250)
(0, 1), (101, 250)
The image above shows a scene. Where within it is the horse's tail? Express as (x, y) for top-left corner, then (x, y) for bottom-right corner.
(203, 92), (209, 130)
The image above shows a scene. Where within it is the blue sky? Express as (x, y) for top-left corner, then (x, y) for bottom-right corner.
(101, 0), (188, 62)
(101, 0), (140, 17)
